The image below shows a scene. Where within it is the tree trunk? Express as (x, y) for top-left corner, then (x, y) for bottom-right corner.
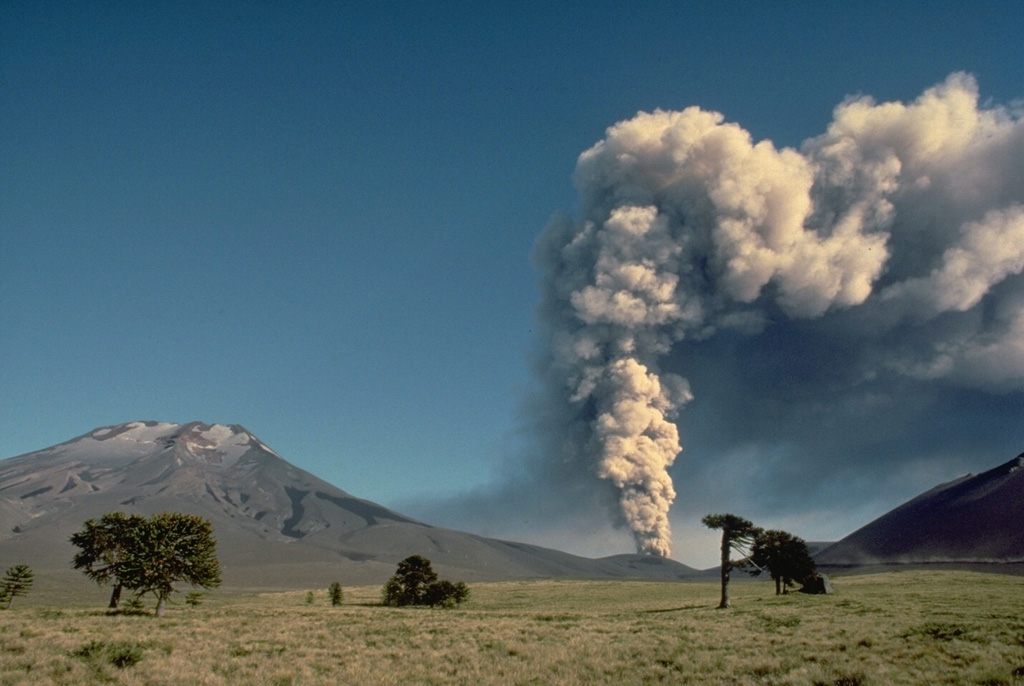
(775, 576), (781, 595)
(718, 534), (731, 609)
(155, 595), (166, 617)
(108, 583), (122, 609)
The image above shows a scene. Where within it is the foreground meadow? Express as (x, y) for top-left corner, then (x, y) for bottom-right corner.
(1, 570), (1023, 685)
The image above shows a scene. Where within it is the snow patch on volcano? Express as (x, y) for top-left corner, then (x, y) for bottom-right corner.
(199, 424), (236, 445)
(114, 422), (179, 443)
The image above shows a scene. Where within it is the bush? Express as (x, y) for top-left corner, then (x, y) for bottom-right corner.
(328, 582), (343, 607)
(72, 640), (145, 669)
(122, 597), (146, 614)
(423, 580), (470, 608)
(381, 579), (402, 606)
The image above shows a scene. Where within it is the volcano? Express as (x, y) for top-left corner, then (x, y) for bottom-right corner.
(816, 453), (1024, 567)
(0, 421), (697, 588)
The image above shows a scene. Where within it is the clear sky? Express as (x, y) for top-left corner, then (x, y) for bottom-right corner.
(3, 1), (1023, 567)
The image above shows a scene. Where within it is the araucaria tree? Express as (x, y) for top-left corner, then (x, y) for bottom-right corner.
(383, 555), (437, 606)
(382, 555), (469, 608)
(0, 564), (34, 609)
(71, 512), (221, 616)
(749, 529), (817, 595)
(130, 513), (221, 616)
(328, 581), (343, 607)
(70, 512), (148, 608)
(702, 513), (761, 609)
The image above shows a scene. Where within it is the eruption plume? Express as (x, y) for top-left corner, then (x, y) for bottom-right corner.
(535, 73), (1024, 557)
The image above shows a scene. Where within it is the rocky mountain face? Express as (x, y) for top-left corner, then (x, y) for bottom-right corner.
(817, 454), (1024, 567)
(0, 421), (697, 588)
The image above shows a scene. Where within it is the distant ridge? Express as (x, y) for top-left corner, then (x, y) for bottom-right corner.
(817, 453), (1024, 567)
(0, 421), (698, 588)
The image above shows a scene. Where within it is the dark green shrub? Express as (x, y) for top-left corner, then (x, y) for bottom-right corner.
(122, 597), (146, 614)
(381, 578), (402, 606)
(328, 582), (343, 606)
(72, 640), (145, 669)
(424, 580), (470, 608)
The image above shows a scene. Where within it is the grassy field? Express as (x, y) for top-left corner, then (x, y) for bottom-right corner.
(1, 570), (1023, 685)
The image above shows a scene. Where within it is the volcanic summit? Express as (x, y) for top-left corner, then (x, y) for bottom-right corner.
(0, 421), (697, 588)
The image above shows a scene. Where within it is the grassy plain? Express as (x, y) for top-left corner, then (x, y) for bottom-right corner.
(1, 570), (1023, 685)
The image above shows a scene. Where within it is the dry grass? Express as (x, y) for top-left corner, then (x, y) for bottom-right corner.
(2, 570), (1023, 684)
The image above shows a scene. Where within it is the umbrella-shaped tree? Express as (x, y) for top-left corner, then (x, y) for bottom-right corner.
(702, 513), (761, 609)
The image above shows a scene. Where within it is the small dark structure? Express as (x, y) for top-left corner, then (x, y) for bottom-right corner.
(798, 573), (833, 595)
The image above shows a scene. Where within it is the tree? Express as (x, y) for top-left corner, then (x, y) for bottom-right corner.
(0, 564), (34, 609)
(702, 513), (761, 609)
(128, 513), (221, 616)
(381, 555), (468, 608)
(382, 555), (437, 606)
(749, 529), (817, 595)
(70, 512), (148, 608)
(423, 580), (469, 608)
(328, 581), (343, 607)
(70, 512), (221, 616)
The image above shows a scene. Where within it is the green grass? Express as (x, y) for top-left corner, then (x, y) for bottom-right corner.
(1, 571), (1023, 684)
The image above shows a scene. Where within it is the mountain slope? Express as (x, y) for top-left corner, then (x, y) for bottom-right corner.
(816, 453), (1024, 566)
(0, 421), (698, 587)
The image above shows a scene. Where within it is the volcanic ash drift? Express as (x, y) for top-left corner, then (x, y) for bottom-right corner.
(534, 73), (1024, 557)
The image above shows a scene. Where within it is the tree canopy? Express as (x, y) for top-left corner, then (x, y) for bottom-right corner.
(749, 529), (817, 595)
(382, 555), (437, 606)
(70, 512), (148, 608)
(128, 513), (221, 615)
(70, 512), (221, 616)
(702, 513), (761, 609)
(382, 555), (469, 608)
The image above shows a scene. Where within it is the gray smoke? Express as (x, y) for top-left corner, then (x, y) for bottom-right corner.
(534, 73), (1024, 556)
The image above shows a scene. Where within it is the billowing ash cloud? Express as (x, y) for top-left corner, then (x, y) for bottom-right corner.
(533, 73), (1024, 557)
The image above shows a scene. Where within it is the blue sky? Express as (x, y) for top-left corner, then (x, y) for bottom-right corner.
(3, 2), (1023, 567)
